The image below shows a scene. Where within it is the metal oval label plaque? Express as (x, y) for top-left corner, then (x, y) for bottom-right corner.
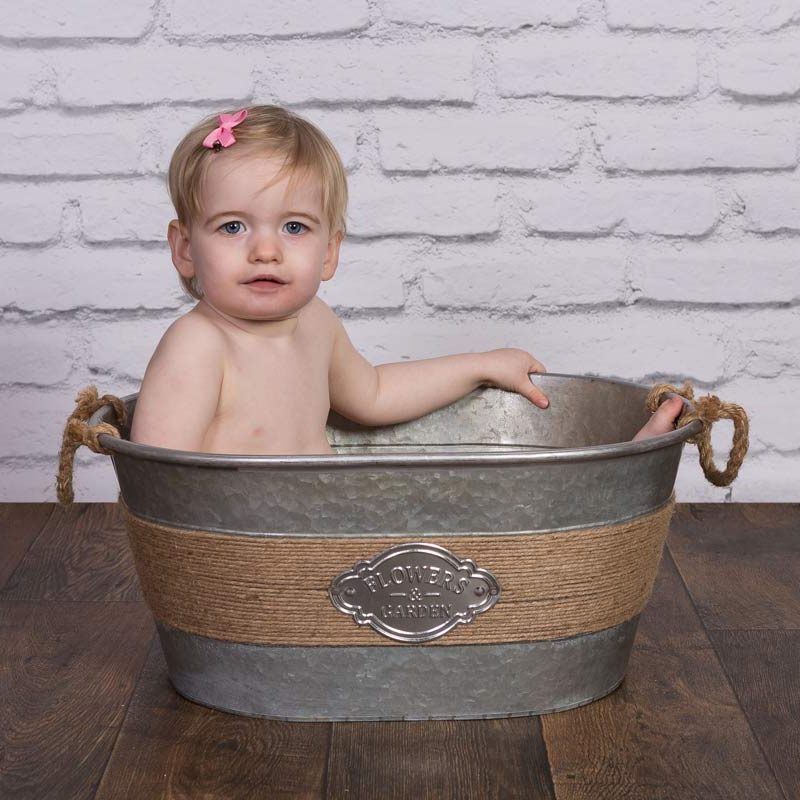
(329, 543), (501, 642)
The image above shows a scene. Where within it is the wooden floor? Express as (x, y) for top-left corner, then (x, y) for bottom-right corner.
(1, 503), (798, 799)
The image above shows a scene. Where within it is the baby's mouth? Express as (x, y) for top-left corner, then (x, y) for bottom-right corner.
(245, 274), (286, 286)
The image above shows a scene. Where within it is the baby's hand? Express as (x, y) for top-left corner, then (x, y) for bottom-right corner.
(480, 348), (549, 408)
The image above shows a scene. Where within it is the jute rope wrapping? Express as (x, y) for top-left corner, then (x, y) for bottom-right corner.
(56, 386), (127, 505)
(56, 380), (748, 645)
(645, 381), (749, 487)
(122, 499), (675, 647)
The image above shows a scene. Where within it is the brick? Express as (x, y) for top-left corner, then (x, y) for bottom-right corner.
(550, 307), (728, 383)
(631, 242), (800, 304)
(377, 110), (580, 171)
(347, 175), (499, 237)
(318, 240), (409, 310)
(726, 452), (800, 503)
(343, 305), (727, 381)
(0, 247), (186, 311)
(718, 40), (800, 98)
(606, 0), (800, 32)
(0, 323), (74, 384)
(719, 375), (800, 452)
(0, 458), (122, 502)
(0, 53), (49, 109)
(727, 308), (800, 378)
(0, 112), (143, 176)
(0, 184), (64, 244)
(78, 179), (172, 243)
(515, 180), (718, 236)
(497, 35), (697, 98)
(341, 315), (551, 364)
(87, 318), (177, 380)
(257, 41), (476, 104)
(0, 462), (52, 502)
(623, 185), (718, 236)
(1, 390), (74, 458)
(166, 0), (368, 36)
(383, 0), (580, 28)
(421, 240), (628, 307)
(596, 109), (797, 172)
(0, 0), (155, 38)
(3, 435), (122, 494)
(56, 47), (254, 106)
(738, 180), (800, 233)
(295, 111), (361, 171)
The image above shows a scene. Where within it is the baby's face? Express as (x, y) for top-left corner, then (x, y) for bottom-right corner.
(174, 149), (340, 323)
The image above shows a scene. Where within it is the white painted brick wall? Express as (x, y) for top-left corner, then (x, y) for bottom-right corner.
(717, 38), (800, 99)
(605, 0), (800, 32)
(377, 109), (581, 171)
(2, 0), (799, 502)
(496, 36), (698, 99)
(165, 0), (369, 38)
(382, 0), (581, 29)
(595, 108), (799, 172)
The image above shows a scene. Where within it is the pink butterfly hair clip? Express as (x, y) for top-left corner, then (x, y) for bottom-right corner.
(202, 109), (249, 152)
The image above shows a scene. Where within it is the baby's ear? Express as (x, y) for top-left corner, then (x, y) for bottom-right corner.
(168, 220), (194, 279)
(322, 231), (343, 281)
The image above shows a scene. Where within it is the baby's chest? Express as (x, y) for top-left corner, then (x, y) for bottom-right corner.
(219, 340), (331, 420)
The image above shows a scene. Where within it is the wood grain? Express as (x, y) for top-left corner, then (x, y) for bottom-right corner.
(541, 550), (784, 800)
(2, 502), (797, 799)
(0, 503), (53, 588)
(326, 717), (555, 799)
(0, 600), (153, 800)
(668, 503), (800, 629)
(95, 639), (331, 800)
(710, 630), (800, 800)
(1, 503), (142, 601)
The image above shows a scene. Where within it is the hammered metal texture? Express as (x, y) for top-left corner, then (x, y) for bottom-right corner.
(156, 617), (639, 721)
(95, 375), (696, 535)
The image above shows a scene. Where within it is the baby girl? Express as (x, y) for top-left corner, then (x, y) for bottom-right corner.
(130, 106), (681, 453)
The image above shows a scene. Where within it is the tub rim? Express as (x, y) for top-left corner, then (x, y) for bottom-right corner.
(90, 372), (703, 470)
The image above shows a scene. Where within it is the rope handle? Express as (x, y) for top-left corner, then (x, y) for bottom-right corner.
(645, 381), (749, 487)
(56, 386), (127, 505)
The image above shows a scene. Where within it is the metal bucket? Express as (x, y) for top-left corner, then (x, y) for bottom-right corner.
(90, 373), (701, 721)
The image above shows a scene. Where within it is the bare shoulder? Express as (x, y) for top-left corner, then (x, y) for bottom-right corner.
(302, 296), (344, 341)
(162, 307), (226, 345)
(152, 308), (226, 363)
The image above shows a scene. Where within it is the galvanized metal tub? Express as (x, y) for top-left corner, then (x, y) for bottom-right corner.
(90, 373), (700, 721)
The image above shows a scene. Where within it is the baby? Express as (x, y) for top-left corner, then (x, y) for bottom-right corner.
(131, 106), (682, 453)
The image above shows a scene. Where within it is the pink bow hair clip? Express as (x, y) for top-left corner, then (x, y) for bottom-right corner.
(202, 109), (249, 151)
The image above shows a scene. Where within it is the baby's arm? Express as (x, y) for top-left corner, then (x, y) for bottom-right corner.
(130, 314), (225, 450)
(328, 317), (548, 427)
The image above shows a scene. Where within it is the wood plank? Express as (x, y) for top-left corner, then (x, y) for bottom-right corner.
(1, 503), (142, 602)
(326, 717), (555, 799)
(0, 503), (53, 588)
(0, 600), (153, 800)
(668, 503), (800, 630)
(711, 630), (800, 800)
(541, 550), (784, 800)
(95, 639), (330, 800)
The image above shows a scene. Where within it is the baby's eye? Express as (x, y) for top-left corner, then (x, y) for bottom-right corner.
(219, 221), (244, 235)
(284, 221), (308, 235)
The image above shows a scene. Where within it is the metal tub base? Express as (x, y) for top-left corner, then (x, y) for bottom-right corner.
(157, 617), (639, 721)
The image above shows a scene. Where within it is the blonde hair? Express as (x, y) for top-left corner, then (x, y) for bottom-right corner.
(168, 105), (348, 299)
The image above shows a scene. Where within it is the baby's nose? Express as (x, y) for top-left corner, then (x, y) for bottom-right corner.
(250, 233), (281, 262)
